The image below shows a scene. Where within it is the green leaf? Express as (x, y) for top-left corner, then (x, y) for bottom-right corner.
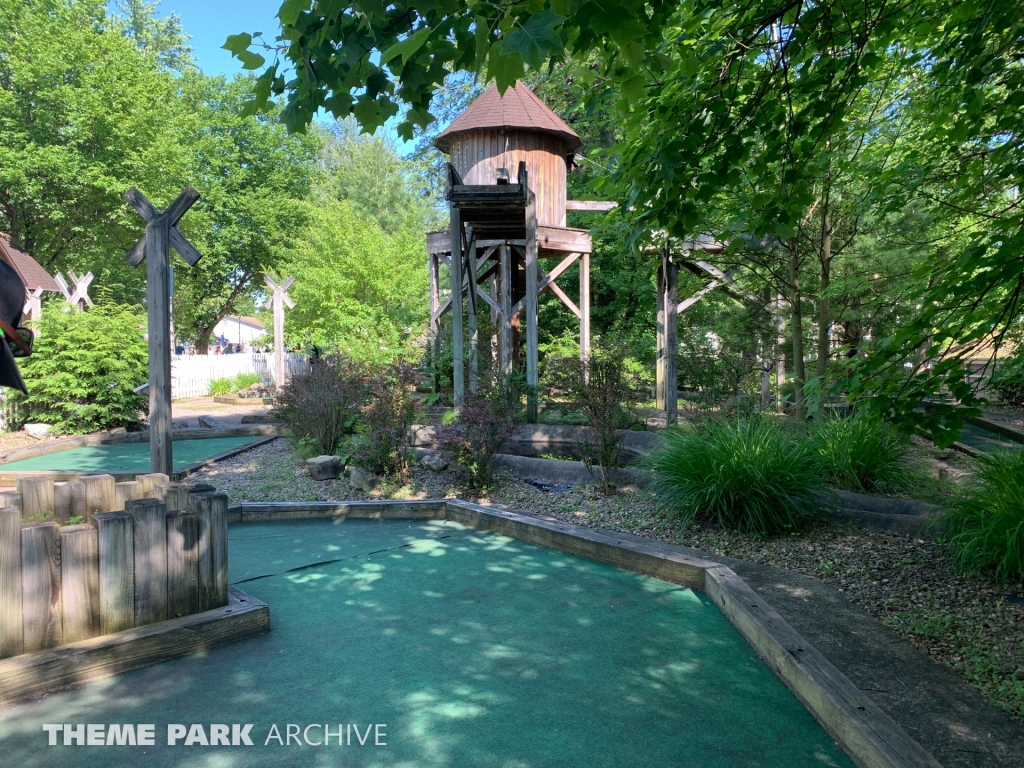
(238, 51), (266, 70)
(223, 33), (252, 55)
(381, 25), (432, 66)
(488, 47), (525, 92)
(500, 10), (566, 69)
(278, 0), (311, 26)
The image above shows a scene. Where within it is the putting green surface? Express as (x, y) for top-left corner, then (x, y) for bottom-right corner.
(0, 436), (261, 472)
(0, 518), (854, 767)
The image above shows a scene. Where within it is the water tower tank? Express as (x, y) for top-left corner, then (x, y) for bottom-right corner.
(435, 82), (581, 228)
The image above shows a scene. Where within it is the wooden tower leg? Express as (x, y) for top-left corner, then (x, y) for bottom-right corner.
(525, 193), (539, 423)
(466, 229), (479, 393)
(429, 253), (440, 390)
(450, 207), (465, 408)
(580, 251), (591, 364)
(499, 243), (513, 378)
(656, 260), (666, 411)
(665, 254), (679, 426)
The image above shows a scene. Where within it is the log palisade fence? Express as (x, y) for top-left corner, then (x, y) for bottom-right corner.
(0, 474), (228, 659)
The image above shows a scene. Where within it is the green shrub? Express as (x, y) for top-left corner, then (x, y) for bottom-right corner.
(992, 353), (1024, 406)
(274, 357), (366, 456)
(352, 361), (418, 476)
(209, 377), (235, 396)
(650, 417), (823, 536)
(811, 415), (913, 493)
(233, 372), (261, 390)
(18, 302), (148, 433)
(435, 378), (520, 488)
(941, 450), (1024, 582)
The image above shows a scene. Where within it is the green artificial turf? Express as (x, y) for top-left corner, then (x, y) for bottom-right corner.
(0, 518), (855, 767)
(0, 436), (261, 473)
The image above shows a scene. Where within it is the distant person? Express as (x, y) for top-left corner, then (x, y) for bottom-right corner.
(310, 346), (322, 373)
(175, 343), (184, 355)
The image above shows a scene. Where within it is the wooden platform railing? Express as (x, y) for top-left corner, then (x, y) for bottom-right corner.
(0, 474), (227, 660)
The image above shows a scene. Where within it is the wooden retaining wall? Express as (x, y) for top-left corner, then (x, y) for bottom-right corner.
(0, 474), (228, 661)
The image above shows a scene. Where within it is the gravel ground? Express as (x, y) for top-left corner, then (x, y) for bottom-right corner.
(194, 437), (1024, 722)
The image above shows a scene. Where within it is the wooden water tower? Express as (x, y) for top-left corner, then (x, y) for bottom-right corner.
(427, 82), (610, 421)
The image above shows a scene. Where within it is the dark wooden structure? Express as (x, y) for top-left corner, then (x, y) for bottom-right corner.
(427, 83), (604, 421)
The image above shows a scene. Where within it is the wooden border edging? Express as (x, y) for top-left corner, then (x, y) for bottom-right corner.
(172, 435), (279, 480)
(0, 586), (268, 706)
(966, 415), (1024, 444)
(227, 497), (940, 768)
(212, 396), (275, 405)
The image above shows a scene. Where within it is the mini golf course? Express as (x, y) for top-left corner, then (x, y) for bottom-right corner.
(0, 436), (263, 474)
(0, 517), (855, 767)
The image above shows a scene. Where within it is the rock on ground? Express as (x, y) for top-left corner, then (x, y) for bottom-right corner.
(197, 415), (227, 429)
(348, 466), (380, 491)
(307, 455), (343, 481)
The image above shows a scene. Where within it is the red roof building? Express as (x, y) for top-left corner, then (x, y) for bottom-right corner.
(0, 234), (59, 293)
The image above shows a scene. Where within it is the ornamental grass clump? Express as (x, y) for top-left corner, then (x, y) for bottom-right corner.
(941, 450), (1024, 582)
(811, 415), (913, 494)
(650, 417), (823, 537)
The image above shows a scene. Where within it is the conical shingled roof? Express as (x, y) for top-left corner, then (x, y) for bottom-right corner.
(434, 81), (581, 154)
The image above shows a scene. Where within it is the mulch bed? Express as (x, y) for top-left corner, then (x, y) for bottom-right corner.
(193, 438), (1024, 722)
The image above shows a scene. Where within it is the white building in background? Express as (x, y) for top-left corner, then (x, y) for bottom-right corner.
(212, 315), (267, 348)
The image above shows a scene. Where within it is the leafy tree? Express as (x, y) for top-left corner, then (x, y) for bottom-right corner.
(112, 0), (195, 72)
(18, 300), (148, 434)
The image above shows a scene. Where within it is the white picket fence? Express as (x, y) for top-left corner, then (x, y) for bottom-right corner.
(171, 352), (310, 400)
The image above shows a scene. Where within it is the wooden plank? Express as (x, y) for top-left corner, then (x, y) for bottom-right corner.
(82, 474), (116, 515)
(165, 512), (199, 618)
(189, 493), (229, 610)
(450, 205), (465, 408)
(0, 586), (269, 706)
(499, 243), (513, 376)
(146, 211), (174, 477)
(703, 566), (941, 768)
(237, 500), (447, 522)
(114, 481), (142, 510)
(21, 521), (62, 652)
(135, 472), (169, 499)
(509, 252), (580, 319)
(537, 226), (592, 254)
(155, 481), (191, 512)
(565, 200), (618, 212)
(665, 255), (679, 426)
(126, 498), (168, 627)
(0, 506), (23, 658)
(59, 524), (99, 644)
(656, 261), (666, 410)
(53, 481), (86, 523)
(92, 512), (134, 635)
(17, 477), (54, 520)
(465, 229), (479, 392)
(524, 189), (539, 422)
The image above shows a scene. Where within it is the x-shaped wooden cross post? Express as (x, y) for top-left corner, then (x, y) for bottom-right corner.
(54, 270), (94, 311)
(125, 185), (203, 476)
(264, 275), (295, 390)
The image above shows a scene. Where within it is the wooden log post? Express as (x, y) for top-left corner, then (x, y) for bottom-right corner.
(155, 481), (191, 512)
(499, 243), (513, 377)
(59, 524), (99, 643)
(189, 493), (229, 610)
(165, 512), (199, 618)
(465, 229), (479, 392)
(17, 477), (54, 520)
(92, 512), (134, 635)
(124, 186), (203, 478)
(580, 251), (591, 364)
(135, 472), (169, 499)
(450, 206), (465, 408)
(114, 481), (143, 510)
(53, 481), (87, 523)
(21, 521), (62, 652)
(656, 260), (666, 410)
(0, 506), (23, 658)
(428, 252), (441, 390)
(23, 287), (43, 332)
(524, 189), (540, 422)
(264, 275), (295, 390)
(82, 474), (116, 515)
(664, 253), (679, 426)
(0, 491), (22, 513)
(126, 497), (168, 626)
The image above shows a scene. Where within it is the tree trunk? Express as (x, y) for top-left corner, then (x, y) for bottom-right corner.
(789, 241), (806, 419)
(816, 211), (831, 379)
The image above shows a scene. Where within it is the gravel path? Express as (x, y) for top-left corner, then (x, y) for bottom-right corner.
(193, 437), (1024, 722)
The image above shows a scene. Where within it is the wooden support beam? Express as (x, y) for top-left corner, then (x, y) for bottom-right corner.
(509, 252), (580, 318)
(665, 255), (679, 426)
(0, 506), (23, 658)
(656, 263), (666, 410)
(524, 190), (539, 423)
(499, 244), (513, 377)
(450, 206), (465, 408)
(21, 521), (61, 652)
(466, 229), (479, 393)
(264, 276), (295, 390)
(428, 252), (440, 390)
(565, 200), (618, 212)
(581, 251), (591, 363)
(546, 280), (581, 319)
(59, 523), (99, 644)
(127, 497), (168, 627)
(82, 474), (116, 515)
(92, 512), (134, 635)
